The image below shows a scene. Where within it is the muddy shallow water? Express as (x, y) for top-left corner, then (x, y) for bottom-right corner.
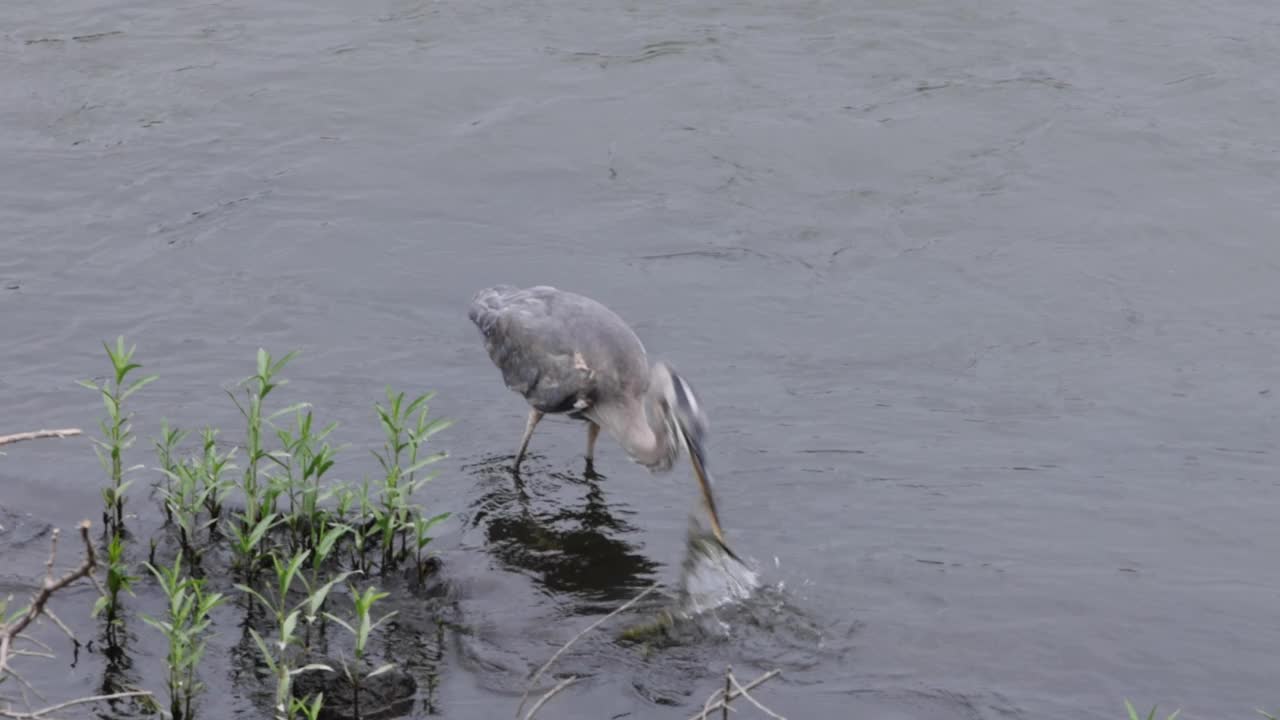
(4, 0), (1280, 718)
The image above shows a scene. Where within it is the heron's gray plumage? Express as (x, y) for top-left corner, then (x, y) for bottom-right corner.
(468, 284), (707, 473)
(468, 284), (729, 544)
(469, 285), (648, 418)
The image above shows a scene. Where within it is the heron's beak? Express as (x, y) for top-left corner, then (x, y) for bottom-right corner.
(680, 423), (732, 552)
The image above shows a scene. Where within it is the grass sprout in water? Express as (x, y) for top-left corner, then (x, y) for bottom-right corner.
(61, 341), (454, 719)
(324, 584), (399, 720)
(93, 532), (137, 647)
(78, 335), (158, 536)
(142, 554), (226, 720)
(237, 549), (352, 719)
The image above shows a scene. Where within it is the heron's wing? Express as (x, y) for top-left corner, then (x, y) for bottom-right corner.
(470, 286), (647, 414)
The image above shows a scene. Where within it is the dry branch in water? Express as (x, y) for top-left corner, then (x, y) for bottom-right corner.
(521, 676), (578, 720)
(514, 581), (787, 720)
(0, 691), (153, 719)
(728, 671), (787, 720)
(0, 520), (152, 718)
(516, 582), (658, 717)
(692, 669), (783, 720)
(0, 521), (97, 676)
(0, 429), (82, 448)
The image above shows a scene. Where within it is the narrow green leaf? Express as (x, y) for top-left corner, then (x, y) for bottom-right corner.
(248, 628), (279, 673)
(418, 417), (454, 440)
(305, 571), (355, 615)
(235, 584), (274, 611)
(267, 402), (312, 423)
(322, 612), (357, 637)
(121, 374), (159, 402)
(402, 453), (447, 477)
(282, 610), (300, 644)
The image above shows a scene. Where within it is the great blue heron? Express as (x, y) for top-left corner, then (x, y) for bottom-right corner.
(468, 284), (728, 545)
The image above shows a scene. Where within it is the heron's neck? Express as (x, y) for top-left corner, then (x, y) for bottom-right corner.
(593, 393), (676, 471)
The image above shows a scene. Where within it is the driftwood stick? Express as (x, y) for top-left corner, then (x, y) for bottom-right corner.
(0, 690), (153, 719)
(0, 521), (97, 677)
(729, 671), (787, 720)
(516, 582), (658, 717)
(522, 676), (578, 720)
(0, 429), (82, 448)
(699, 688), (727, 720)
(687, 669), (782, 720)
(722, 666), (731, 720)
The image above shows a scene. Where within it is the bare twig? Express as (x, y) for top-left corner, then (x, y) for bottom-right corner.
(687, 669), (782, 720)
(10, 637), (51, 655)
(3, 672), (39, 704)
(729, 671), (787, 720)
(3, 652), (51, 662)
(522, 676), (578, 720)
(0, 690), (153, 718)
(700, 688), (727, 720)
(0, 429), (82, 448)
(36, 611), (74, 647)
(722, 666), (731, 720)
(516, 582), (658, 717)
(0, 521), (97, 678)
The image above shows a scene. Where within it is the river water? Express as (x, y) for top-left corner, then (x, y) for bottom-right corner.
(3, 0), (1280, 718)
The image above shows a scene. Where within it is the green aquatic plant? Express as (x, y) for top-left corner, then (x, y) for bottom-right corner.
(275, 408), (339, 553)
(237, 548), (350, 719)
(371, 387), (451, 571)
(93, 532), (137, 644)
(80, 336), (158, 535)
(142, 554), (225, 720)
(195, 427), (237, 524)
(228, 512), (282, 577)
(300, 524), (353, 648)
(153, 419), (190, 526)
(228, 348), (303, 538)
(347, 477), (378, 574)
(157, 435), (236, 572)
(410, 511), (449, 585)
(290, 692), (325, 720)
(16, 341), (463, 719)
(325, 584), (397, 720)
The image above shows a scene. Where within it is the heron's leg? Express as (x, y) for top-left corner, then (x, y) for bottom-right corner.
(585, 422), (601, 472)
(514, 408), (543, 471)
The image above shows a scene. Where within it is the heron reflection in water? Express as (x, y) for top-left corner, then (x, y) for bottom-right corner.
(468, 284), (729, 546)
(466, 461), (661, 604)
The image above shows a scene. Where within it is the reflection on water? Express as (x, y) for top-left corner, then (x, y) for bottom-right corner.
(464, 455), (661, 606)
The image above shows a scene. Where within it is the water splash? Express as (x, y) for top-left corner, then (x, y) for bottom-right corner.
(672, 517), (761, 618)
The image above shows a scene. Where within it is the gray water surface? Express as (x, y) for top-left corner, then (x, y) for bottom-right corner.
(4, 0), (1280, 718)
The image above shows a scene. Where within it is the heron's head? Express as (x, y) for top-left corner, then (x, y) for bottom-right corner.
(651, 361), (708, 453)
(650, 361), (727, 544)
